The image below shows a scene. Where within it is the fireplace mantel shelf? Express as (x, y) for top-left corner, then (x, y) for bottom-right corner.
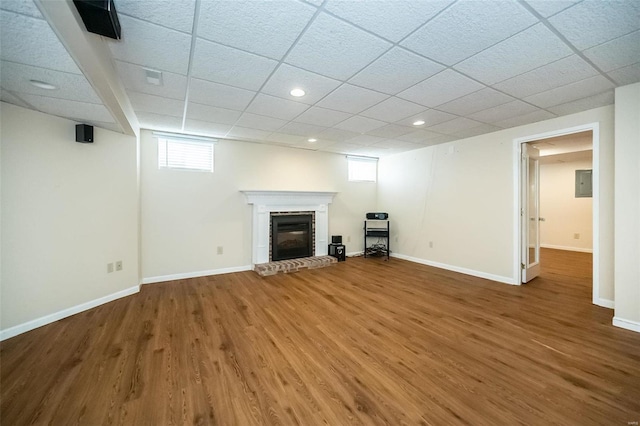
(241, 190), (337, 205)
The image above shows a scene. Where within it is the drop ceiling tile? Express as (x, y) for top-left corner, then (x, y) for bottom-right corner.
(334, 115), (386, 133)
(316, 84), (388, 113)
(396, 130), (445, 143)
(397, 69), (484, 107)
(136, 111), (182, 131)
(116, 0), (195, 33)
(493, 109), (556, 129)
(493, 55), (599, 98)
(234, 112), (287, 132)
(347, 134), (386, 146)
(360, 97), (425, 122)
(524, 0), (580, 18)
(452, 123), (503, 139)
(437, 88), (514, 116)
(321, 141), (373, 155)
(607, 62), (640, 85)
(187, 102), (242, 125)
(285, 12), (392, 80)
(0, 11), (80, 73)
(319, 127), (360, 142)
(548, 90), (615, 116)
(115, 61), (187, 100)
(548, 0), (640, 50)
(294, 106), (352, 127)
(455, 24), (573, 85)
(192, 38), (278, 91)
(19, 94), (114, 124)
(325, 1), (451, 42)
(226, 126), (272, 141)
(184, 119), (232, 137)
(129, 91), (184, 117)
(108, 15), (191, 75)
(1, 89), (30, 108)
(427, 117), (486, 135)
(261, 64), (342, 104)
(524, 75), (615, 108)
(278, 122), (328, 137)
(584, 30), (640, 73)
(469, 100), (539, 123)
(349, 47), (444, 96)
(0, 61), (102, 104)
(365, 124), (414, 139)
(0, 0), (42, 18)
(198, 1), (315, 60)
(395, 109), (457, 127)
(266, 132), (308, 145)
(245, 94), (309, 121)
(188, 78), (256, 111)
(372, 139), (423, 150)
(402, 1), (537, 65)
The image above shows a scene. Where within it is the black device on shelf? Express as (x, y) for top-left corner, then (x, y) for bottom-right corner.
(328, 244), (346, 261)
(364, 218), (390, 260)
(331, 235), (342, 244)
(366, 212), (388, 220)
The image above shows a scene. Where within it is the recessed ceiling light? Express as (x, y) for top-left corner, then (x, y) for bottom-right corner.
(29, 80), (57, 90)
(290, 88), (306, 97)
(308, 138), (317, 143)
(413, 120), (425, 126)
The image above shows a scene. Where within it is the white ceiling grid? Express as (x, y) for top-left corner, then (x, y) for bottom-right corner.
(1, 0), (639, 157)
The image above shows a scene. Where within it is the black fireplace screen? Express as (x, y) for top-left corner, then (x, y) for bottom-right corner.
(271, 214), (313, 261)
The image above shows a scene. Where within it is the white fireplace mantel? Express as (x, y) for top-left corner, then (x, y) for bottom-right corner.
(241, 191), (337, 265)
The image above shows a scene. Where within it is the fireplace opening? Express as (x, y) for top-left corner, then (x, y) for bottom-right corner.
(271, 214), (313, 261)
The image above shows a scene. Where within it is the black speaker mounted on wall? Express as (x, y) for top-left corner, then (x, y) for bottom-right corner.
(76, 124), (94, 143)
(73, 0), (122, 40)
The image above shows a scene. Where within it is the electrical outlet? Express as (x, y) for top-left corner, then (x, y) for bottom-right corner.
(395, 236), (398, 242)
(107, 263), (114, 273)
(347, 236), (351, 243)
(115, 260), (123, 271)
(574, 233), (580, 239)
(217, 246), (223, 255)
(429, 241), (434, 248)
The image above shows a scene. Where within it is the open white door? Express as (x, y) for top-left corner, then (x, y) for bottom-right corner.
(521, 143), (541, 283)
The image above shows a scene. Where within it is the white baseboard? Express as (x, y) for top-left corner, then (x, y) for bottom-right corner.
(346, 251), (364, 257)
(613, 316), (640, 333)
(595, 298), (614, 309)
(0, 285), (140, 342)
(540, 244), (593, 253)
(142, 265), (253, 284)
(390, 253), (517, 285)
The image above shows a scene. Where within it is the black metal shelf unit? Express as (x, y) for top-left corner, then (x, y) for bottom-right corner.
(364, 219), (390, 259)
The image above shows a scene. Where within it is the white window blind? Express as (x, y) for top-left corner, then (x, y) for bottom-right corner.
(157, 137), (214, 172)
(348, 156), (377, 182)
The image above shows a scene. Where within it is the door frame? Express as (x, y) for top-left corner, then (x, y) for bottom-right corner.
(512, 123), (600, 305)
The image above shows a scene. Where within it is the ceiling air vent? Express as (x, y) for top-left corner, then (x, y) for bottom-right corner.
(73, 0), (121, 40)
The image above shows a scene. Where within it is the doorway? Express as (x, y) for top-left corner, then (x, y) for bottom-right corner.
(513, 123), (600, 305)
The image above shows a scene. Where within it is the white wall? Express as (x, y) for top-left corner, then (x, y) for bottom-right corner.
(614, 82), (640, 332)
(378, 105), (614, 302)
(540, 158), (593, 252)
(140, 130), (376, 281)
(0, 103), (139, 335)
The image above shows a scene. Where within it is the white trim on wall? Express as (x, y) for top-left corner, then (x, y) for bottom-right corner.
(613, 317), (640, 333)
(512, 123), (602, 306)
(540, 244), (593, 253)
(142, 265), (253, 284)
(598, 298), (615, 309)
(391, 253), (515, 285)
(0, 285), (140, 341)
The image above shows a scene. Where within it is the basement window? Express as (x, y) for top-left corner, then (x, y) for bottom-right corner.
(156, 133), (215, 172)
(348, 156), (377, 182)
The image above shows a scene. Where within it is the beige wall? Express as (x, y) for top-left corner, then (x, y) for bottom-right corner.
(140, 130), (376, 281)
(378, 105), (614, 302)
(614, 82), (640, 331)
(1, 103), (140, 333)
(540, 158), (593, 252)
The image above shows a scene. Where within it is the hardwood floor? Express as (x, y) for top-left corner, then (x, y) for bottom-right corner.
(2, 249), (639, 425)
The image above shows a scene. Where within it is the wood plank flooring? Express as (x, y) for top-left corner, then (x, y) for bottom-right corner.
(2, 249), (639, 425)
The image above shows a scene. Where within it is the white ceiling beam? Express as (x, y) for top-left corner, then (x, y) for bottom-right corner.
(34, 0), (139, 137)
